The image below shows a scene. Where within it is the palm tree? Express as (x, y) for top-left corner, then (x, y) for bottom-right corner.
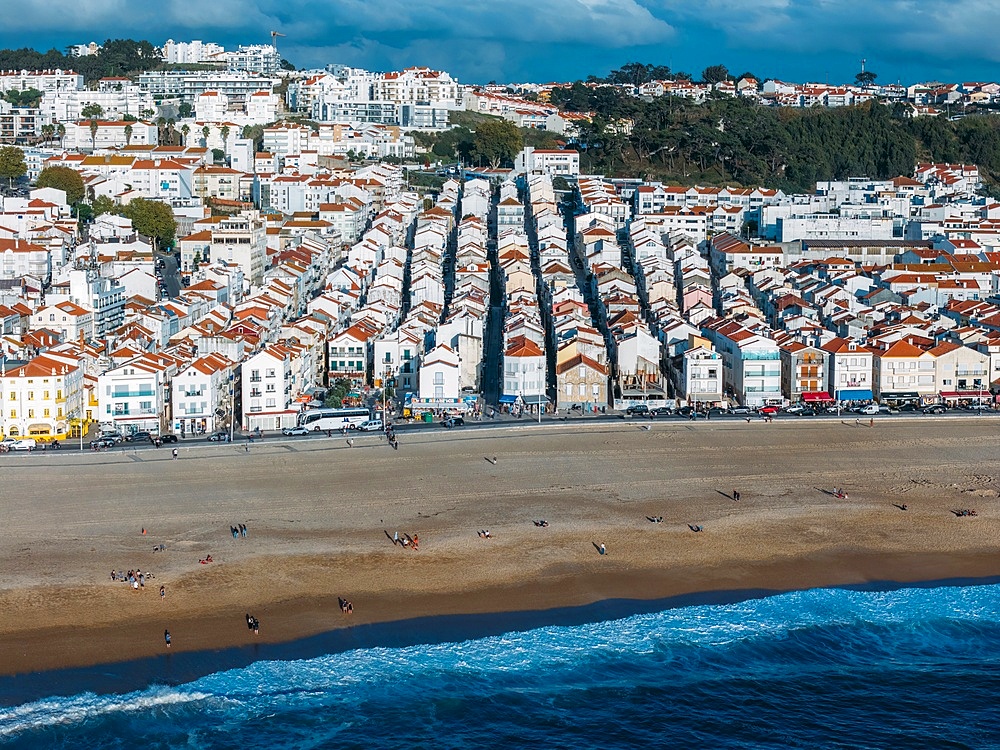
(220, 125), (230, 156)
(124, 123), (133, 147)
(89, 119), (99, 152)
(180, 124), (190, 147)
(40, 124), (54, 144)
(56, 123), (66, 149)
(201, 125), (210, 148)
(166, 118), (175, 146)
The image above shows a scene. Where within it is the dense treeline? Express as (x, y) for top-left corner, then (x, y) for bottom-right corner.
(0, 40), (162, 82)
(550, 81), (1000, 192)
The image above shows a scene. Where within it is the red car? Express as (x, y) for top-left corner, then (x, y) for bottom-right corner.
(759, 405), (781, 415)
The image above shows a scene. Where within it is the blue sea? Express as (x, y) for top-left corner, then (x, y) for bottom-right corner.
(2, 582), (1000, 749)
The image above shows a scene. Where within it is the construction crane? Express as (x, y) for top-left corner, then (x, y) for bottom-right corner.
(270, 30), (286, 54)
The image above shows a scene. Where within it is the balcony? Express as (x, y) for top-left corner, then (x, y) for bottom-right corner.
(112, 390), (155, 398)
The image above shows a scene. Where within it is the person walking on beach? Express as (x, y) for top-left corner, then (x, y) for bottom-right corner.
(599, 543), (606, 555)
(172, 448), (178, 459)
(160, 585), (165, 600)
(164, 629), (171, 648)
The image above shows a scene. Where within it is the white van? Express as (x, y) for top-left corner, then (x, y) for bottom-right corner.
(859, 404), (880, 415)
(10, 438), (36, 451)
(358, 419), (384, 432)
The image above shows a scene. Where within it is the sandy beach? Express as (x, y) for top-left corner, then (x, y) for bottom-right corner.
(1, 416), (999, 676)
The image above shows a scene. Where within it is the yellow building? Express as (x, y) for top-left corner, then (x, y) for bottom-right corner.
(1, 354), (85, 442)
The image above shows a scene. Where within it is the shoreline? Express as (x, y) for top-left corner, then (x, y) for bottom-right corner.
(1, 419), (999, 688)
(3, 571), (1000, 707)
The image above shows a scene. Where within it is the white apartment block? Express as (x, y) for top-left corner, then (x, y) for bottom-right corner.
(162, 40), (226, 64)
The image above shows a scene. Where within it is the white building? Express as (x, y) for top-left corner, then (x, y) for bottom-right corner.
(171, 352), (235, 436)
(241, 344), (298, 432)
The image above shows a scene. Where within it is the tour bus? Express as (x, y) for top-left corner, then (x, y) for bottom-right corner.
(298, 407), (371, 431)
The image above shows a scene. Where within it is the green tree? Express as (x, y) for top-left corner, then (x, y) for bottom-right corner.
(473, 119), (522, 168)
(178, 102), (193, 118)
(88, 118), (99, 151)
(40, 123), (54, 143)
(56, 123), (66, 147)
(201, 125), (211, 147)
(92, 194), (116, 216)
(123, 123), (133, 146)
(180, 124), (190, 146)
(855, 70), (878, 86)
(701, 64), (730, 84)
(80, 102), (104, 119)
(3, 87), (42, 108)
(0, 146), (26, 187)
(220, 124), (230, 155)
(36, 166), (85, 204)
(119, 197), (176, 251)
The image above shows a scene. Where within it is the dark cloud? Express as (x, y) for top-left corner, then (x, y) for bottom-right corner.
(0, 0), (997, 83)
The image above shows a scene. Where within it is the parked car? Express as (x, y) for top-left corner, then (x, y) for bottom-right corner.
(858, 404), (881, 416)
(878, 405), (899, 414)
(281, 426), (310, 436)
(964, 404), (991, 411)
(625, 404), (650, 416)
(358, 419), (384, 432)
(785, 404), (806, 414)
(10, 438), (35, 451)
(125, 431), (152, 442)
(650, 406), (673, 417)
(99, 431), (124, 443)
(759, 405), (781, 415)
(441, 416), (465, 428)
(207, 431), (229, 441)
(707, 407), (728, 417)
(158, 433), (179, 443)
(731, 406), (752, 415)
(923, 404), (947, 415)
(90, 437), (117, 449)
(795, 407), (818, 417)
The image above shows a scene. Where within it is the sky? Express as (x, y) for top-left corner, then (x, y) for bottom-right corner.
(2, 0), (999, 86)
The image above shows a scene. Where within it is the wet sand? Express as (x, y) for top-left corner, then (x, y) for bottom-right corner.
(1, 417), (999, 676)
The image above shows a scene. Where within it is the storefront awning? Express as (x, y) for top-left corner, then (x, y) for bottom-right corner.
(836, 388), (873, 401)
(940, 391), (991, 400)
(498, 394), (518, 404)
(802, 391), (833, 402)
(881, 391), (919, 399)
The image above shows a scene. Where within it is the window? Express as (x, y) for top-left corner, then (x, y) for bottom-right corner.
(266, 369), (275, 378)
(433, 373), (444, 385)
(27, 409), (34, 418)
(266, 383), (275, 392)
(27, 391), (33, 400)
(9, 410), (14, 418)
(266, 398), (276, 408)
(43, 408), (50, 417)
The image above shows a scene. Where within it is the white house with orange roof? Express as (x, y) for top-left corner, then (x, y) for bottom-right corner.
(241, 343), (304, 432)
(872, 339), (936, 403)
(502, 335), (546, 409)
(0, 238), (51, 282)
(62, 120), (157, 151)
(31, 300), (93, 341)
(417, 343), (461, 406)
(171, 351), (236, 435)
(97, 352), (181, 435)
(328, 320), (379, 385)
(821, 337), (875, 402)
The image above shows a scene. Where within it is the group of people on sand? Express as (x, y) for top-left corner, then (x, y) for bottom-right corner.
(338, 597), (354, 614)
(390, 531), (418, 549)
(111, 568), (152, 589)
(245, 612), (260, 635)
(199, 554), (214, 564)
(533, 520), (549, 527)
(954, 508), (978, 517)
(477, 529), (493, 539)
(230, 524), (248, 539)
(833, 487), (849, 499)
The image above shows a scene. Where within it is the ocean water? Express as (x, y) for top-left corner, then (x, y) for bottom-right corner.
(2, 583), (1000, 749)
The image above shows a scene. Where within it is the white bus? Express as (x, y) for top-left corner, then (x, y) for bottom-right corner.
(298, 407), (371, 431)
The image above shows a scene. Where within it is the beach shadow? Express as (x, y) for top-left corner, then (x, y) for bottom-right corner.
(687, 524), (704, 532)
(383, 529), (398, 545)
(715, 490), (735, 500)
(892, 503), (908, 511)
